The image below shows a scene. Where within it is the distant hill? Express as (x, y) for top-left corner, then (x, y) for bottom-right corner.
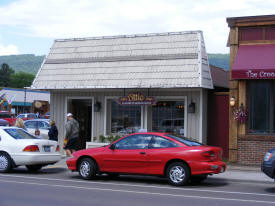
(0, 54), (45, 74)
(208, 53), (230, 70)
(0, 53), (229, 74)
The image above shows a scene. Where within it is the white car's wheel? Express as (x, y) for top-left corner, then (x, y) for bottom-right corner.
(0, 153), (12, 173)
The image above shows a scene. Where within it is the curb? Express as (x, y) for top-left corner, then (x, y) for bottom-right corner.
(208, 176), (274, 185)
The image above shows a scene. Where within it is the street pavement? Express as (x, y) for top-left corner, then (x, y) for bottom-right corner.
(47, 157), (274, 185)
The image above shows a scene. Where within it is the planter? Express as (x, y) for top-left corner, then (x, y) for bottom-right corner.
(86, 142), (109, 149)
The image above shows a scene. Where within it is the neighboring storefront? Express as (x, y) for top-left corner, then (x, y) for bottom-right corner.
(0, 88), (50, 115)
(31, 31), (213, 150)
(227, 15), (275, 165)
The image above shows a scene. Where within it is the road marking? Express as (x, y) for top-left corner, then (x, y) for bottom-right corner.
(0, 174), (274, 198)
(0, 179), (274, 204)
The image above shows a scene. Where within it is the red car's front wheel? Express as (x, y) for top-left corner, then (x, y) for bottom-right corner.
(78, 158), (97, 180)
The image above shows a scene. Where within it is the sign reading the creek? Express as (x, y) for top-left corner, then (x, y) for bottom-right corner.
(119, 93), (155, 105)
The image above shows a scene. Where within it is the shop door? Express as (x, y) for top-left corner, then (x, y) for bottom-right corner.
(207, 92), (229, 159)
(67, 99), (92, 150)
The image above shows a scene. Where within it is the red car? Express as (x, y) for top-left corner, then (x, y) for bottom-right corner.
(66, 132), (226, 186)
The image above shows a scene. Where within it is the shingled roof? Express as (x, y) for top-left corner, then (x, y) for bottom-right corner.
(31, 31), (213, 90)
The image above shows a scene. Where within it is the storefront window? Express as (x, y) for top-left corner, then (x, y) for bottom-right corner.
(152, 101), (185, 135)
(110, 101), (141, 135)
(248, 81), (275, 134)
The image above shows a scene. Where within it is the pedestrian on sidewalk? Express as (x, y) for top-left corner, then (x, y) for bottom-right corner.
(48, 120), (58, 141)
(63, 113), (79, 157)
(15, 118), (27, 131)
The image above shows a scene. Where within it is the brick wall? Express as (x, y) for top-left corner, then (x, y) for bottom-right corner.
(238, 138), (275, 165)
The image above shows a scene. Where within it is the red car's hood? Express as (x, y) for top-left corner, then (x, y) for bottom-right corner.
(73, 145), (109, 156)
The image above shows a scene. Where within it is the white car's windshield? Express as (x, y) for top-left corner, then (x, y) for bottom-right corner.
(4, 128), (37, 139)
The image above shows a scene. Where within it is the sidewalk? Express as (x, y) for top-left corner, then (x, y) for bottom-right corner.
(48, 158), (274, 184)
(208, 163), (273, 184)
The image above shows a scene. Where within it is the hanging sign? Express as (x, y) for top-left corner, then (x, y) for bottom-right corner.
(119, 93), (155, 105)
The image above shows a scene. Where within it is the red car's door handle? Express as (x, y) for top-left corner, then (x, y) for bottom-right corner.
(140, 152), (146, 155)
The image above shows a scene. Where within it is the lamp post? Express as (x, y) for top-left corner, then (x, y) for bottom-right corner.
(24, 87), (27, 113)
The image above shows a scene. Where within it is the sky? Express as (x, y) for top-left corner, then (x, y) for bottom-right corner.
(0, 0), (274, 56)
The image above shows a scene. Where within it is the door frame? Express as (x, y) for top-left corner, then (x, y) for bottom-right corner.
(65, 96), (94, 142)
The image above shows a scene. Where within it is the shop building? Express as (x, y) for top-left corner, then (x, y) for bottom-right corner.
(227, 15), (275, 165)
(0, 88), (50, 115)
(31, 31), (214, 149)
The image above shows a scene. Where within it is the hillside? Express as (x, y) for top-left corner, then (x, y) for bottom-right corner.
(208, 53), (229, 70)
(0, 53), (230, 74)
(0, 54), (45, 74)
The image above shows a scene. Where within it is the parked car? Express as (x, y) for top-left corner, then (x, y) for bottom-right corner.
(17, 113), (37, 120)
(0, 111), (16, 126)
(41, 112), (50, 119)
(0, 119), (9, 126)
(261, 148), (275, 179)
(66, 132), (226, 186)
(24, 119), (50, 139)
(0, 127), (61, 173)
(157, 118), (185, 134)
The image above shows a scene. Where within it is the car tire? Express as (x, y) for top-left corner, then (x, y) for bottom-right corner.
(78, 158), (97, 180)
(26, 165), (43, 172)
(0, 152), (12, 173)
(190, 175), (208, 183)
(167, 162), (190, 186)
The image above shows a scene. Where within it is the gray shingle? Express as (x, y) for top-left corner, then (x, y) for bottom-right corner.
(31, 31), (213, 90)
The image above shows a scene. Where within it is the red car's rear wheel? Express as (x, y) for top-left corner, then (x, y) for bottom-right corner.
(167, 162), (190, 186)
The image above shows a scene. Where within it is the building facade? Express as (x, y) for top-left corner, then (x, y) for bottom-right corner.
(227, 15), (275, 165)
(0, 88), (50, 116)
(31, 31), (213, 150)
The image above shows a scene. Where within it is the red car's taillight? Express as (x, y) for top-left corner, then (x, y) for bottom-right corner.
(23, 145), (39, 152)
(56, 145), (60, 152)
(201, 151), (216, 161)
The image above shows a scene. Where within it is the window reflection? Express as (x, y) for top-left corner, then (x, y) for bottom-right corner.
(110, 101), (141, 135)
(152, 101), (185, 135)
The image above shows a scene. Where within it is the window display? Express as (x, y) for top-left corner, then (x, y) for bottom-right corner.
(110, 101), (141, 135)
(152, 101), (185, 135)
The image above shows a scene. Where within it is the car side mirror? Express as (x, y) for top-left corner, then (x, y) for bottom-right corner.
(110, 144), (116, 150)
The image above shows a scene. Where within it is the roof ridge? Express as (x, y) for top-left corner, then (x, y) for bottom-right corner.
(55, 31), (202, 42)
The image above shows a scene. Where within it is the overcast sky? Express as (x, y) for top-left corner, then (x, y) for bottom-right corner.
(0, 0), (274, 55)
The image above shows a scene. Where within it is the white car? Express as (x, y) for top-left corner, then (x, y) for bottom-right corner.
(0, 127), (61, 172)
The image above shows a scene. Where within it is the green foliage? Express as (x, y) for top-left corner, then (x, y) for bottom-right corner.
(0, 63), (15, 87)
(208, 53), (230, 70)
(10, 71), (35, 88)
(0, 63), (35, 88)
(0, 54), (45, 74)
(97, 134), (121, 143)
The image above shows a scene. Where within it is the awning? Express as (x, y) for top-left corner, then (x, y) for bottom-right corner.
(232, 44), (275, 79)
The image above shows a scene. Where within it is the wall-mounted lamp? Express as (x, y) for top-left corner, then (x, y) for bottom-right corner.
(230, 96), (236, 107)
(94, 101), (101, 112)
(188, 101), (196, 113)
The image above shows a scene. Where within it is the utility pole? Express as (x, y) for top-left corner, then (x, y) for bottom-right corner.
(24, 87), (27, 113)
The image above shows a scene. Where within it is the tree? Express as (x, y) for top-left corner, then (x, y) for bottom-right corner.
(10, 71), (35, 88)
(0, 63), (14, 87)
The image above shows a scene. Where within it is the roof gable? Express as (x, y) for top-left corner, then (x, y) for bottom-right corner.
(31, 31), (213, 90)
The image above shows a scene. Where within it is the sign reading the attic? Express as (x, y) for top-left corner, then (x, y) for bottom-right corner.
(119, 93), (155, 105)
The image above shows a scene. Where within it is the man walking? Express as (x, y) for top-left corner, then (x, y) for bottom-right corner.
(64, 113), (79, 157)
